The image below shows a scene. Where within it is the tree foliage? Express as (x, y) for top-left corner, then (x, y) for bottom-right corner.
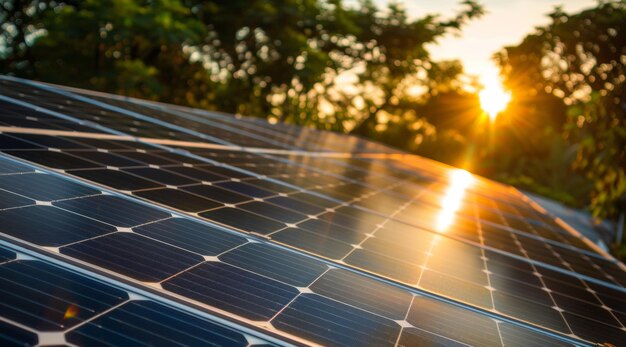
(496, 0), (626, 219)
(0, 0), (482, 133)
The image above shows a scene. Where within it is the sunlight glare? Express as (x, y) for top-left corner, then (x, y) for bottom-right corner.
(479, 74), (511, 121)
(436, 169), (474, 232)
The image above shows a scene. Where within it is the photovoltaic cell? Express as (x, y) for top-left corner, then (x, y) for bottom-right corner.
(61, 232), (204, 282)
(66, 301), (250, 346)
(1, 261), (128, 330)
(0, 154), (583, 346)
(1, 76), (624, 346)
(0, 244), (276, 346)
(0, 205), (116, 246)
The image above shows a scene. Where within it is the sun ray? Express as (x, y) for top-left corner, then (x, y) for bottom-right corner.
(479, 74), (511, 121)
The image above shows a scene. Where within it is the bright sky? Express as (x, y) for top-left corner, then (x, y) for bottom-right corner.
(374, 0), (597, 82)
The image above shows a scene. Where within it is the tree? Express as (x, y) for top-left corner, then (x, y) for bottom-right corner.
(496, 1), (625, 219)
(1, 0), (483, 133)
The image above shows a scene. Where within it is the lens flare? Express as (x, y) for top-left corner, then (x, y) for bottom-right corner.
(479, 74), (511, 121)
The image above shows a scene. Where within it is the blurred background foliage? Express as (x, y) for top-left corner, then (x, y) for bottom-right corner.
(1, 0), (624, 250)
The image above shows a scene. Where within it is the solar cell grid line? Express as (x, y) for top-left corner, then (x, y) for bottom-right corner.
(344, 160), (588, 253)
(473, 203), (508, 346)
(469, 210), (601, 259)
(176, 150), (626, 340)
(0, 242), (283, 347)
(511, 196), (616, 259)
(2, 83), (620, 342)
(485, 197), (624, 288)
(60, 84), (305, 151)
(6, 74), (588, 260)
(394, 189), (602, 261)
(476, 198), (626, 342)
(356, 196), (619, 294)
(471, 201), (590, 250)
(2, 124), (620, 302)
(2, 76), (275, 150)
(0, 155), (584, 346)
(340, 162), (611, 266)
(394, 188), (622, 275)
(109, 91), (396, 153)
(469, 201), (626, 341)
(173, 154), (624, 342)
(44, 79), (400, 153)
(4, 80), (400, 158)
(0, 125), (620, 340)
(0, 119), (620, 300)
(272, 160), (608, 266)
(0, 155), (588, 347)
(0, 93), (119, 137)
(276, 154), (596, 256)
(0, 137), (354, 216)
(180, 107), (398, 153)
(393, 156), (608, 255)
(82, 93), (296, 150)
(173, 107), (401, 154)
(0, 78), (212, 143)
(0, 99), (107, 134)
(0, 132), (359, 210)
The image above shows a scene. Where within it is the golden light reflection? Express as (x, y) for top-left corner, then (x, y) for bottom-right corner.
(479, 74), (511, 121)
(436, 169), (474, 232)
(63, 304), (79, 320)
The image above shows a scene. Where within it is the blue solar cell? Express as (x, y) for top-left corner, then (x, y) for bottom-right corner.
(69, 168), (164, 191)
(182, 184), (251, 204)
(135, 188), (222, 212)
(272, 293), (401, 346)
(200, 207), (285, 235)
(0, 261), (127, 330)
(124, 167), (197, 186)
(220, 243), (328, 287)
(61, 233), (204, 282)
(0, 205), (115, 246)
(492, 291), (570, 333)
(310, 268), (413, 320)
(0, 173), (100, 201)
(54, 195), (170, 227)
(238, 201), (307, 224)
(266, 196), (326, 215)
(498, 322), (573, 347)
(0, 134), (43, 150)
(216, 181), (275, 198)
(0, 248), (16, 263)
(0, 320), (38, 347)
(4, 150), (102, 169)
(66, 301), (249, 346)
(406, 296), (502, 346)
(133, 217), (247, 256)
(163, 261), (299, 321)
(271, 227), (354, 259)
(397, 328), (466, 347)
(0, 157), (34, 174)
(0, 189), (34, 209)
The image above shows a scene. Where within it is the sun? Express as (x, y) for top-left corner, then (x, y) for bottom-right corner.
(479, 75), (511, 121)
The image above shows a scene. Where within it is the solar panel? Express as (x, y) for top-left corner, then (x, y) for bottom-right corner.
(1, 75), (625, 346)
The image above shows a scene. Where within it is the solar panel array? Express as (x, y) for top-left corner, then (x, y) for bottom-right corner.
(0, 75), (625, 346)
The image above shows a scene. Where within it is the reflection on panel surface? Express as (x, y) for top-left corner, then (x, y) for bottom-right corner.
(1, 76), (625, 346)
(0, 242), (273, 346)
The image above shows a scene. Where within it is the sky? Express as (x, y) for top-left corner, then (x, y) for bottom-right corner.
(374, 0), (597, 83)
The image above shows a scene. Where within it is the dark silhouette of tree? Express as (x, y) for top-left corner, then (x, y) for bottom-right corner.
(496, 1), (625, 219)
(1, 0), (483, 132)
